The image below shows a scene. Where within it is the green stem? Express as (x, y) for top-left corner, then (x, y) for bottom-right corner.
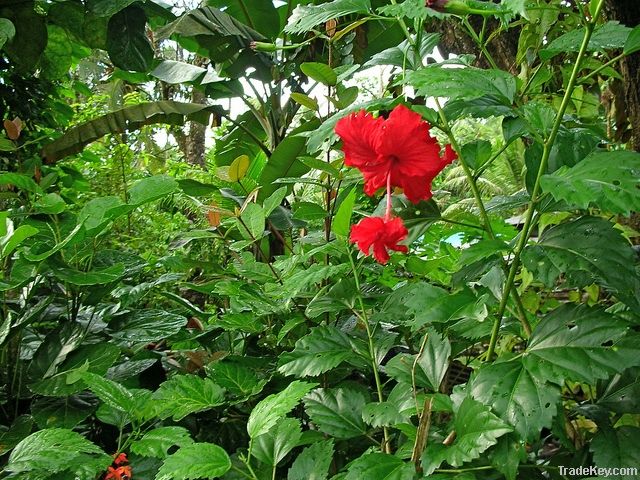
(583, 51), (626, 81)
(486, 0), (606, 361)
(462, 18), (499, 70)
(347, 247), (390, 453)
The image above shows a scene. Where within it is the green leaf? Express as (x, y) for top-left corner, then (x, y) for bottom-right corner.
(41, 25), (74, 80)
(624, 25), (640, 55)
(151, 60), (209, 84)
(288, 440), (334, 480)
(461, 140), (492, 171)
(290, 92), (319, 111)
(31, 393), (98, 429)
(42, 101), (219, 162)
(422, 397), (512, 475)
(345, 453), (414, 480)
(207, 362), (267, 400)
(523, 304), (640, 385)
(129, 175), (179, 205)
(303, 387), (368, 439)
(1, 225), (39, 259)
(332, 188), (357, 237)
(590, 426), (640, 476)
(6, 428), (109, 475)
(108, 309), (187, 344)
(278, 325), (357, 377)
(521, 216), (640, 311)
(470, 360), (560, 441)
(598, 368), (640, 414)
(28, 323), (85, 381)
(0, 18), (15, 50)
(155, 443), (231, 480)
(362, 383), (415, 427)
(2, 4), (47, 72)
(238, 203), (265, 240)
(106, 5), (153, 71)
(82, 372), (134, 413)
(33, 193), (66, 215)
(229, 154), (250, 182)
(88, 0), (138, 16)
(540, 150), (640, 215)
(206, 0), (281, 39)
(263, 186), (287, 217)
(131, 426), (194, 459)
(252, 417), (302, 466)
(177, 179), (218, 196)
(0, 135), (16, 151)
(0, 173), (42, 193)
(541, 21), (632, 60)
(154, 374), (225, 421)
(0, 416), (34, 455)
(404, 66), (516, 104)
(416, 327), (451, 392)
(51, 263), (125, 286)
(247, 381), (317, 438)
(489, 434), (526, 480)
(300, 62), (337, 86)
(285, 0), (371, 34)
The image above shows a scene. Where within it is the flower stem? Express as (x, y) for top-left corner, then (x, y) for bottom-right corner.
(486, 0), (606, 361)
(347, 246), (391, 453)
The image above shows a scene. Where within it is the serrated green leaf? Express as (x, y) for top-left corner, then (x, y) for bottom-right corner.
(252, 417), (302, 466)
(288, 440), (334, 480)
(131, 426), (194, 459)
(247, 381), (317, 438)
(541, 21), (631, 60)
(285, 0), (371, 34)
(361, 383), (415, 427)
(521, 216), (640, 311)
(278, 325), (356, 377)
(7, 428), (109, 475)
(345, 453), (414, 480)
(590, 426), (640, 476)
(155, 443), (231, 480)
(422, 397), (512, 475)
(82, 372), (134, 412)
(489, 433), (526, 480)
(540, 150), (640, 215)
(154, 374), (225, 421)
(523, 304), (640, 385)
(470, 360), (560, 441)
(304, 387), (368, 439)
(300, 63), (337, 86)
(207, 362), (267, 400)
(416, 328), (451, 392)
(598, 368), (640, 414)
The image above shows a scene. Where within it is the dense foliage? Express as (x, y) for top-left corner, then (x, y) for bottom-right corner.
(1, 0), (639, 479)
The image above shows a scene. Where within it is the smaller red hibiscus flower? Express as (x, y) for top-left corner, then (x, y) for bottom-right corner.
(335, 104), (456, 204)
(104, 465), (132, 480)
(350, 216), (409, 264)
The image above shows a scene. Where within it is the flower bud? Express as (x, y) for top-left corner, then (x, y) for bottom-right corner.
(249, 41), (277, 52)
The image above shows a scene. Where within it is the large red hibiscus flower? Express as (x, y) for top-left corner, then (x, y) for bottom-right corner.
(335, 104), (456, 203)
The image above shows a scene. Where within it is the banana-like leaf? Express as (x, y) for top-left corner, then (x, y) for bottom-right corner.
(42, 101), (222, 162)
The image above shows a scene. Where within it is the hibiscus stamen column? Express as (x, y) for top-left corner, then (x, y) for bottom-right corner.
(385, 172), (392, 222)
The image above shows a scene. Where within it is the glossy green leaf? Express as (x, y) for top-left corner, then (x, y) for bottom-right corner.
(288, 440), (333, 480)
(128, 175), (179, 205)
(155, 443), (231, 480)
(290, 92), (319, 111)
(82, 372), (134, 413)
(153, 374), (225, 421)
(106, 5), (153, 72)
(521, 216), (640, 311)
(31, 393), (98, 429)
(624, 25), (640, 54)
(206, 0), (281, 39)
(523, 304), (640, 385)
(540, 150), (640, 215)
(285, 0), (371, 34)
(108, 309), (187, 344)
(278, 325), (356, 377)
(422, 397), (512, 475)
(238, 203), (265, 240)
(51, 263), (125, 286)
(151, 60), (209, 84)
(0, 416), (34, 456)
(300, 62), (337, 86)
(247, 381), (317, 438)
(303, 387), (368, 439)
(416, 327), (451, 392)
(252, 417), (302, 466)
(131, 426), (194, 459)
(1, 225), (39, 259)
(0, 173), (42, 193)
(345, 453), (414, 480)
(470, 360), (560, 441)
(332, 188), (356, 237)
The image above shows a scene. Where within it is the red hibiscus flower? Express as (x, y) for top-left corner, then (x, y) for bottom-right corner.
(335, 104), (456, 203)
(104, 465), (132, 480)
(350, 216), (409, 264)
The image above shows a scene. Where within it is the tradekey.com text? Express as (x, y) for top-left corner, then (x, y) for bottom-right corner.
(558, 465), (638, 477)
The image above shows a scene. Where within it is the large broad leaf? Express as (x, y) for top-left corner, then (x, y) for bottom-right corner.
(598, 368), (640, 414)
(151, 60), (212, 84)
(524, 304), (640, 385)
(278, 325), (357, 377)
(207, 361), (267, 400)
(31, 393), (99, 429)
(28, 323), (85, 381)
(155, 443), (231, 480)
(345, 453), (414, 480)
(404, 66), (516, 105)
(247, 381), (317, 438)
(285, 0), (371, 34)
(252, 417), (302, 466)
(288, 440), (334, 480)
(590, 426), (640, 476)
(1, 3), (47, 71)
(106, 5), (153, 71)
(82, 372), (135, 413)
(0, 416), (34, 455)
(207, 0), (281, 39)
(540, 150), (640, 215)
(541, 21), (632, 60)
(108, 309), (187, 344)
(131, 426), (194, 459)
(522, 216), (640, 312)
(42, 101), (219, 162)
(303, 387), (368, 439)
(128, 175), (179, 205)
(422, 397), (512, 475)
(153, 374), (225, 421)
(470, 360), (560, 441)
(6, 428), (109, 476)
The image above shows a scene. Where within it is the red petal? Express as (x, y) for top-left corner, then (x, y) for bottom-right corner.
(335, 110), (384, 171)
(349, 216), (408, 264)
